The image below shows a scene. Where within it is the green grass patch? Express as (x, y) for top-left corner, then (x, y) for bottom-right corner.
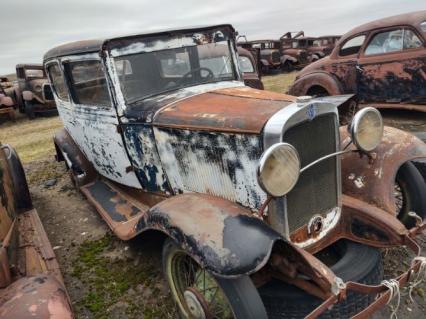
(0, 115), (63, 163)
(262, 72), (297, 93)
(73, 234), (175, 319)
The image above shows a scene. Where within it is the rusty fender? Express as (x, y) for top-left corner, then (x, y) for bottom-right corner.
(22, 90), (44, 104)
(289, 71), (343, 96)
(341, 126), (426, 215)
(53, 128), (96, 186)
(0, 275), (73, 319)
(135, 193), (339, 290)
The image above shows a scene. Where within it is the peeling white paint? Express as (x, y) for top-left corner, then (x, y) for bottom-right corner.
(154, 128), (267, 210)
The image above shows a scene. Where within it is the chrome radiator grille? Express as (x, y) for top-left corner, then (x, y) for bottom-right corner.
(283, 113), (338, 232)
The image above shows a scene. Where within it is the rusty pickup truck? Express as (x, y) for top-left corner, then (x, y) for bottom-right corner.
(44, 25), (426, 319)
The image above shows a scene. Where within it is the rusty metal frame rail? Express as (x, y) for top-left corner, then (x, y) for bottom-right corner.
(306, 232), (425, 319)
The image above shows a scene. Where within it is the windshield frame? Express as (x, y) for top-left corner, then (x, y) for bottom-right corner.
(106, 26), (242, 106)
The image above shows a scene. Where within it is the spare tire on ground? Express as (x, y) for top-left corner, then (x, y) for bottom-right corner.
(259, 240), (383, 319)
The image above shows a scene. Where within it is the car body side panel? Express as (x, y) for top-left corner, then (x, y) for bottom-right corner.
(153, 127), (267, 210)
(340, 126), (426, 214)
(122, 124), (171, 193)
(57, 104), (141, 188)
(358, 54), (426, 104)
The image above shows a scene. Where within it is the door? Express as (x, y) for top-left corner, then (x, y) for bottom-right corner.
(328, 34), (367, 93)
(60, 58), (141, 188)
(357, 27), (426, 104)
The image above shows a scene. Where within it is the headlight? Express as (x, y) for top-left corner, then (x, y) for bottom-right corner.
(350, 107), (383, 152)
(34, 85), (42, 92)
(257, 143), (300, 197)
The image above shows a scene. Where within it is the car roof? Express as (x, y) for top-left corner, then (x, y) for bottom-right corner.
(340, 11), (426, 43)
(44, 24), (235, 61)
(16, 63), (44, 69)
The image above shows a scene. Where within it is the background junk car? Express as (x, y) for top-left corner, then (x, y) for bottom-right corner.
(43, 24), (426, 319)
(289, 11), (426, 112)
(0, 143), (73, 319)
(15, 63), (57, 119)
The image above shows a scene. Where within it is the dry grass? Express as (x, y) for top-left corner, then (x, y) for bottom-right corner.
(262, 71), (297, 93)
(0, 113), (63, 163)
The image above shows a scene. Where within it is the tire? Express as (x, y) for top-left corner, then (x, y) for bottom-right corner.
(281, 61), (293, 73)
(395, 161), (426, 228)
(259, 240), (383, 319)
(1, 144), (32, 212)
(25, 100), (35, 119)
(162, 238), (268, 319)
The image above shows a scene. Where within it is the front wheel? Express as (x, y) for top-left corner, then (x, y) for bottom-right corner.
(162, 239), (267, 319)
(394, 161), (426, 228)
(24, 100), (35, 119)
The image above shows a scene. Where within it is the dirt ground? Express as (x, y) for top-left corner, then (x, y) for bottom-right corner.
(1, 74), (425, 318)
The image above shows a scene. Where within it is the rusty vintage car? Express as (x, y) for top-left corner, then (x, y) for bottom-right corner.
(280, 32), (317, 71)
(237, 47), (264, 90)
(289, 11), (426, 112)
(44, 25), (426, 318)
(0, 85), (15, 121)
(311, 35), (341, 59)
(0, 143), (73, 318)
(15, 63), (57, 119)
(238, 40), (283, 73)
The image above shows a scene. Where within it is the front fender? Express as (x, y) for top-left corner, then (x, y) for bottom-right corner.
(260, 59), (270, 67)
(341, 126), (426, 215)
(136, 193), (281, 277)
(288, 71), (343, 96)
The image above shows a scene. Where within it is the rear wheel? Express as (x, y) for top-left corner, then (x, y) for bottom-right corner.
(259, 240), (383, 318)
(394, 161), (426, 228)
(162, 239), (267, 319)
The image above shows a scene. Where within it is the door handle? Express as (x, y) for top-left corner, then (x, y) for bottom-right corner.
(356, 65), (364, 73)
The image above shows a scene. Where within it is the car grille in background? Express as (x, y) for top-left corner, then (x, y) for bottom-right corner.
(272, 51), (281, 64)
(283, 114), (338, 232)
(43, 84), (54, 101)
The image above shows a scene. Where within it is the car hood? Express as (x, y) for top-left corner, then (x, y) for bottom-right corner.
(153, 86), (296, 134)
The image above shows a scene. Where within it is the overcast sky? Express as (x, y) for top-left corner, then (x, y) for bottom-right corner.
(0, 0), (424, 74)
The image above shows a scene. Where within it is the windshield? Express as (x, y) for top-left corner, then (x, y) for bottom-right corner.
(114, 34), (237, 103)
(25, 69), (45, 78)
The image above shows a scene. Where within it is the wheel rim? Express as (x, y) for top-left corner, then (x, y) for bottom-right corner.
(167, 251), (234, 319)
(394, 181), (404, 215)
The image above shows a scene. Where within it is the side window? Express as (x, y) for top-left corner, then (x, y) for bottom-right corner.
(16, 68), (25, 79)
(239, 56), (254, 73)
(365, 29), (403, 55)
(66, 60), (111, 107)
(339, 35), (366, 56)
(421, 21), (426, 33)
(47, 64), (69, 101)
(403, 29), (422, 49)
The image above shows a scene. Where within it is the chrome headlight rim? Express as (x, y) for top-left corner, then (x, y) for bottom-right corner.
(350, 107), (383, 153)
(257, 142), (301, 198)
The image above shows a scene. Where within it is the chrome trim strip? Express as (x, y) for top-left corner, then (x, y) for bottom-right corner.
(263, 95), (351, 241)
(300, 149), (354, 174)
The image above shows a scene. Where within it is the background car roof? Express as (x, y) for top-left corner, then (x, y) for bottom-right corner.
(43, 24), (235, 61)
(339, 10), (426, 43)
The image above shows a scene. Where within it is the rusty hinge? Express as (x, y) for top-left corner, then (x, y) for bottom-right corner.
(116, 125), (122, 134)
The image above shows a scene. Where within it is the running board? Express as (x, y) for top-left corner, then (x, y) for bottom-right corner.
(81, 180), (148, 240)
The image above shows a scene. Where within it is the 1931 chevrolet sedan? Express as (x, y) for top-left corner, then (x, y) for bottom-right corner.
(44, 25), (426, 318)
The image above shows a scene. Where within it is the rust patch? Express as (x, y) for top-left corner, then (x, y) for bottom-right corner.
(153, 89), (294, 133)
